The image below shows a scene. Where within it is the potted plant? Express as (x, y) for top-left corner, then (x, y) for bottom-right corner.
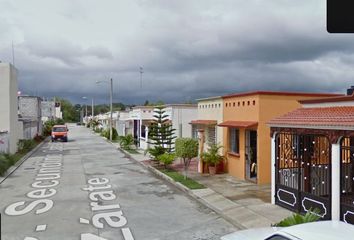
(202, 144), (224, 175)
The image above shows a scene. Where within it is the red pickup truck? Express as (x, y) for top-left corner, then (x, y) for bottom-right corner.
(51, 125), (68, 142)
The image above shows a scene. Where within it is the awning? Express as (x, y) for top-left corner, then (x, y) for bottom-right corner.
(218, 121), (258, 128)
(190, 120), (217, 125)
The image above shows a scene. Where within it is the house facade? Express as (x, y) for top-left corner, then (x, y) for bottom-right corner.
(163, 104), (198, 139)
(0, 63), (21, 154)
(191, 97), (223, 148)
(41, 100), (62, 122)
(269, 91), (354, 223)
(115, 110), (133, 137)
(129, 106), (154, 149)
(18, 96), (43, 139)
(220, 91), (341, 184)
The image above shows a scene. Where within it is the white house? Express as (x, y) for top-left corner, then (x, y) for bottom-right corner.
(0, 63), (21, 153)
(115, 110), (133, 137)
(163, 104), (198, 139)
(129, 106), (155, 150)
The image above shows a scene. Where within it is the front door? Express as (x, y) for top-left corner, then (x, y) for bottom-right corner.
(245, 130), (257, 181)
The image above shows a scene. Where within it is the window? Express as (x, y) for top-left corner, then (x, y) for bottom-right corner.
(253, 100), (256, 105)
(141, 125), (146, 138)
(238, 102), (240, 106)
(229, 128), (240, 154)
(247, 101), (250, 105)
(219, 103), (221, 107)
(242, 101), (245, 106)
(233, 102), (235, 107)
(207, 126), (216, 145)
(192, 125), (198, 139)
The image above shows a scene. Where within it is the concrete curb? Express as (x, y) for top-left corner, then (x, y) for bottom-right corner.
(115, 145), (245, 229)
(0, 138), (49, 184)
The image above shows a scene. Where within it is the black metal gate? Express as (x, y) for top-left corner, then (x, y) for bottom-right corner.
(275, 132), (331, 219)
(340, 137), (354, 224)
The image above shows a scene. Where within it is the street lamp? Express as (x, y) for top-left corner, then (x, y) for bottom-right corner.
(96, 78), (113, 141)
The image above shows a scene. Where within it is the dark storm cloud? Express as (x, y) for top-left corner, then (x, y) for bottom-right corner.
(1, 0), (354, 105)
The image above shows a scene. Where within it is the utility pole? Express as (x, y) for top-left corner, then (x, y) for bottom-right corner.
(12, 41), (15, 67)
(110, 78), (113, 141)
(92, 98), (94, 117)
(139, 66), (143, 89)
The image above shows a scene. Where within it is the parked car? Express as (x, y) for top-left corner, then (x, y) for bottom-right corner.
(51, 125), (68, 142)
(221, 221), (354, 240)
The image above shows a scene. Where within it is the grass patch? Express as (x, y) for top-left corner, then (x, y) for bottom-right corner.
(0, 140), (40, 177)
(160, 169), (205, 189)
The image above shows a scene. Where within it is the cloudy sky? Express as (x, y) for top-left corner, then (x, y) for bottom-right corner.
(1, 0), (354, 104)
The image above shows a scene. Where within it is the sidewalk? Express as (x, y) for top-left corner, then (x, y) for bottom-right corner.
(111, 142), (292, 229)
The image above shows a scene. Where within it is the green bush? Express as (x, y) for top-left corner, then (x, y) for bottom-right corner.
(101, 127), (118, 140)
(119, 134), (134, 150)
(202, 144), (224, 166)
(175, 138), (198, 160)
(147, 146), (166, 161)
(0, 154), (10, 176)
(18, 139), (36, 154)
(175, 138), (198, 179)
(157, 153), (175, 168)
(273, 209), (321, 227)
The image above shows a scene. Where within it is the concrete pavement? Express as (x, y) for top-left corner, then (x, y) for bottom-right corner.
(117, 144), (292, 230)
(0, 124), (236, 240)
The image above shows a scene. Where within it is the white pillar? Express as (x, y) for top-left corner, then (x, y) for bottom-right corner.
(331, 141), (341, 221)
(271, 132), (276, 205)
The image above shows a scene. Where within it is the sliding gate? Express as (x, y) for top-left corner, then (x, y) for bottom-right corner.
(275, 132), (331, 219)
(340, 137), (354, 224)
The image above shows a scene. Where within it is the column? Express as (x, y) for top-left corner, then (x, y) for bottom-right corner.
(331, 141), (340, 221)
(271, 132), (276, 204)
(197, 129), (205, 173)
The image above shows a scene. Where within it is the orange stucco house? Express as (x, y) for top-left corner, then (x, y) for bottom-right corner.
(219, 91), (341, 184)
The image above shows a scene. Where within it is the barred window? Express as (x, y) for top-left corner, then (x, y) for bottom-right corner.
(229, 128), (239, 154)
(207, 126), (216, 145)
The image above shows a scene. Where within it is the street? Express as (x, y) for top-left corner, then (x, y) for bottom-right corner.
(0, 124), (236, 240)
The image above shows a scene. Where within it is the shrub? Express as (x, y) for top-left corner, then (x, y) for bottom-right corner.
(273, 209), (321, 227)
(119, 134), (134, 150)
(147, 146), (166, 161)
(202, 144), (224, 167)
(18, 139), (36, 153)
(157, 153), (175, 168)
(101, 127), (118, 140)
(175, 138), (198, 179)
(0, 154), (10, 176)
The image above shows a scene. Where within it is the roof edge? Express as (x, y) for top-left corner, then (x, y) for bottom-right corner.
(222, 91), (342, 99)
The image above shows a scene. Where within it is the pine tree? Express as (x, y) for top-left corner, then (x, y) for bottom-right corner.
(148, 105), (176, 159)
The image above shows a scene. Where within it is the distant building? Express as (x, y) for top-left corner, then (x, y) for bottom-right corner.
(0, 63), (21, 153)
(41, 100), (62, 122)
(18, 96), (43, 139)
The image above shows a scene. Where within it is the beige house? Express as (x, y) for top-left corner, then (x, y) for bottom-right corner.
(190, 96), (224, 173)
(191, 96), (223, 149)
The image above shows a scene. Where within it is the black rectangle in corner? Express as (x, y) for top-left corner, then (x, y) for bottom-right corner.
(327, 0), (354, 33)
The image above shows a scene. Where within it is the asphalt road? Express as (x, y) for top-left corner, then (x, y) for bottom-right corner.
(0, 124), (236, 240)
